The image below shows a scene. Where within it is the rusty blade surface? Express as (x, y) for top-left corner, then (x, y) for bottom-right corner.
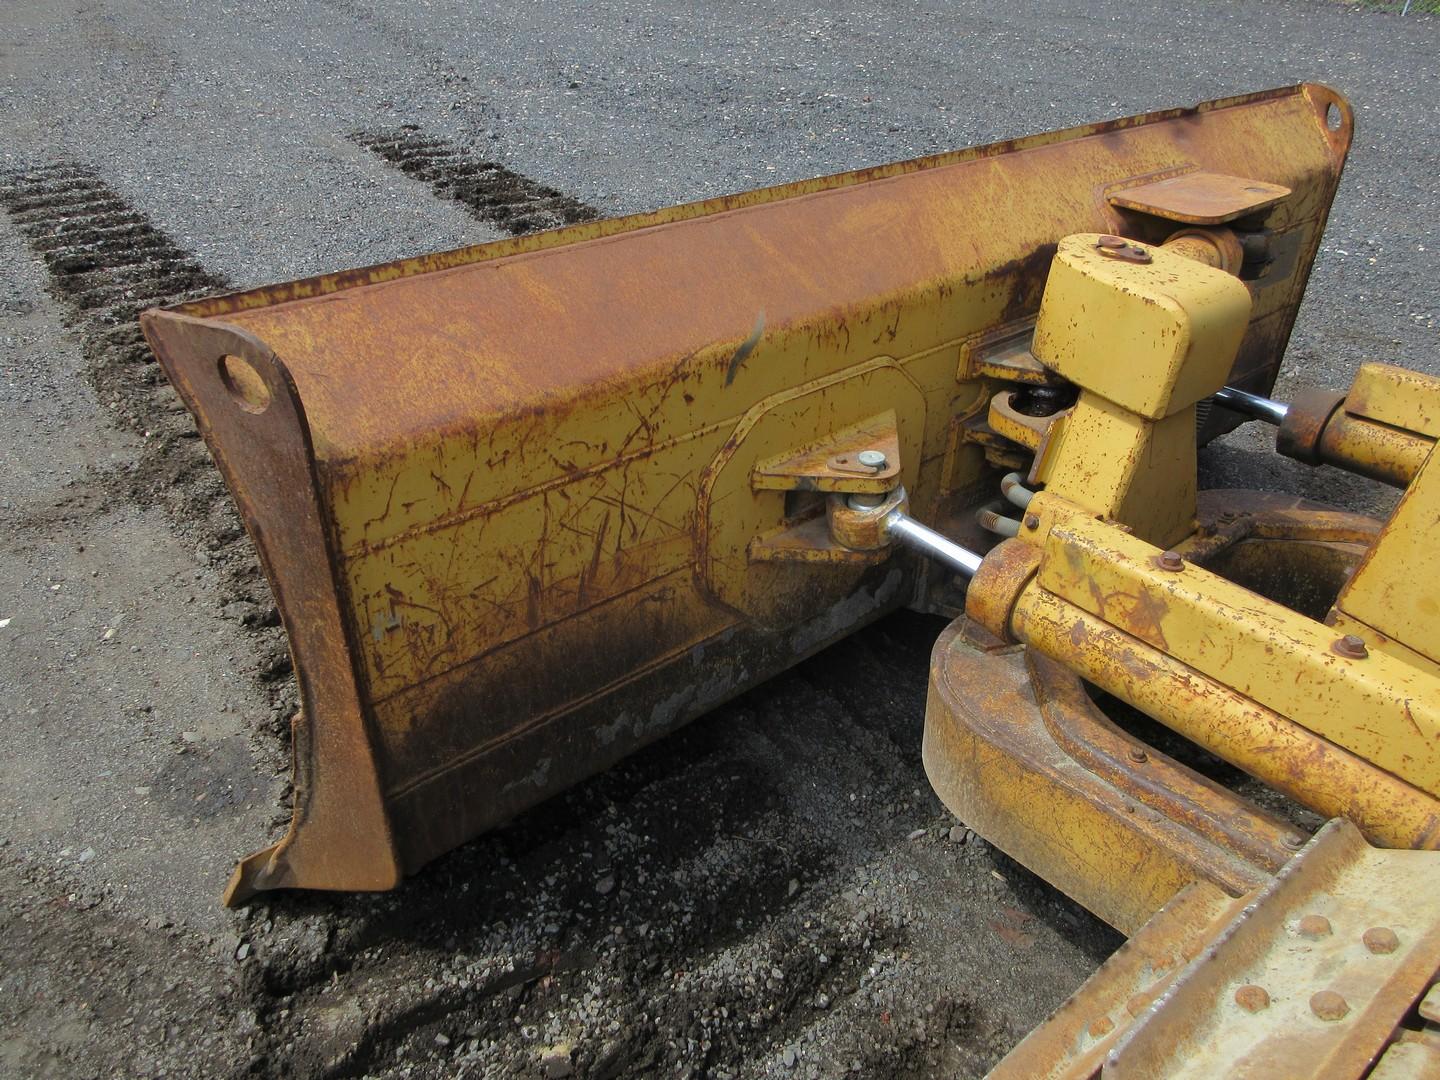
(141, 84), (1352, 902)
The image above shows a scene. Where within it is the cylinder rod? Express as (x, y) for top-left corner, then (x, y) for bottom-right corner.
(1215, 385), (1288, 425)
(884, 511), (983, 578)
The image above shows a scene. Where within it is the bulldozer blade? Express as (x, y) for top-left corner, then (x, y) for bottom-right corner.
(141, 84), (1352, 903)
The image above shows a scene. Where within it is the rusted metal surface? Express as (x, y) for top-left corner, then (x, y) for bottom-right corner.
(1010, 571), (1440, 849)
(1336, 431), (1440, 669)
(142, 315), (400, 901)
(962, 484), (1440, 848)
(987, 390), (1062, 450)
(1108, 170), (1292, 224)
(937, 493), (1391, 938)
(1278, 370), (1436, 488)
(142, 85), (1351, 900)
(1370, 1029), (1440, 1080)
(1160, 227), (1244, 275)
(986, 882), (1244, 1079)
(1018, 496), (1440, 799)
(1093, 235), (1153, 264)
(751, 410), (902, 493)
(1104, 820), (1440, 1079)
(987, 820), (1440, 1079)
(1276, 384), (1347, 462)
(923, 623), (1289, 935)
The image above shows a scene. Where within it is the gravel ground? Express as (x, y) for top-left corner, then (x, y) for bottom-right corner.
(1, 1), (1436, 1077)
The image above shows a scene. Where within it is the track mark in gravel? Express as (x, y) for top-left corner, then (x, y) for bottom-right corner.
(352, 127), (600, 234)
(0, 162), (296, 743)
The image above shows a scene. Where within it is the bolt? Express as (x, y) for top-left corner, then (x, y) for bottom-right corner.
(1283, 833), (1307, 850)
(1298, 914), (1333, 939)
(1157, 551), (1185, 572)
(1234, 985), (1270, 1013)
(1024, 514), (1040, 530)
(1334, 634), (1369, 659)
(1309, 990), (1350, 1022)
(856, 449), (888, 471)
(1087, 1016), (1115, 1038)
(1363, 927), (1399, 954)
(1128, 746), (1148, 764)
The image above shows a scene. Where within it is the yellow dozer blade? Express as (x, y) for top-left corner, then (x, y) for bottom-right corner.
(141, 83), (1351, 905)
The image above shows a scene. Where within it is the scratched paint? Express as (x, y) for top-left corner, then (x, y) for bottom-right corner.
(141, 85), (1352, 900)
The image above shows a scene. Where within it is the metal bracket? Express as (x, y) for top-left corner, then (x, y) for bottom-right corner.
(751, 410), (902, 494)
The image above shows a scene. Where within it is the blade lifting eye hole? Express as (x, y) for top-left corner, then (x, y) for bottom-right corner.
(218, 353), (272, 414)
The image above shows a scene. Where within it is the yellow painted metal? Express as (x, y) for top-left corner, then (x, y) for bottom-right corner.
(1031, 235), (1251, 421)
(1028, 235), (1251, 546)
(1278, 364), (1440, 487)
(142, 84), (1355, 901)
(1008, 579), (1440, 849)
(1019, 502), (1440, 799)
(1033, 399), (1198, 548)
(924, 624), (1299, 935)
(1317, 411), (1433, 487)
(1336, 445), (1440, 668)
(1348, 362), (1440, 438)
(751, 410), (903, 494)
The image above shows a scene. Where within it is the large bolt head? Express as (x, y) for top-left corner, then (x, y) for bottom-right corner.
(856, 449), (888, 470)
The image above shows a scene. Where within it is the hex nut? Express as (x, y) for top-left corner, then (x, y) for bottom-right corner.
(1127, 746), (1148, 764)
(1234, 985), (1270, 1013)
(1298, 914), (1333, 939)
(1333, 634), (1369, 659)
(1310, 990), (1350, 1022)
(1363, 927), (1400, 955)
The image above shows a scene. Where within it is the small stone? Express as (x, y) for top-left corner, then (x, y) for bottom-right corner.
(782, 1048), (797, 1068)
(434, 1033), (451, 1048)
(787, 879), (799, 897)
(595, 874), (615, 896)
(948, 826), (965, 843)
(770, 967), (784, 980)
(235, 942), (250, 961)
(180, 731), (199, 744)
(77, 848), (96, 864)
(540, 1044), (574, 1078)
(906, 828), (927, 841)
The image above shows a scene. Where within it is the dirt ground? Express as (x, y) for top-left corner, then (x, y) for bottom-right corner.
(1, 2), (1436, 1078)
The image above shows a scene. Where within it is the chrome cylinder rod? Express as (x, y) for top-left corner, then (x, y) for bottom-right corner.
(884, 510), (983, 578)
(1215, 385), (1289, 426)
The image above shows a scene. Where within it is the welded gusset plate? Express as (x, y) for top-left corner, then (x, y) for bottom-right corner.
(143, 85), (1351, 902)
